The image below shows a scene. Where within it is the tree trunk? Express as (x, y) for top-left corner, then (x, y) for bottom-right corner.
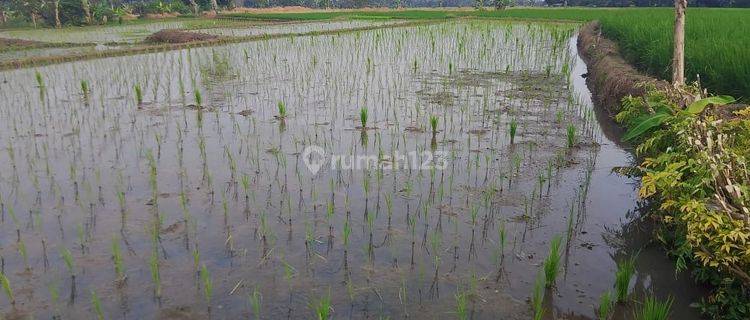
(672, 0), (687, 86)
(190, 0), (199, 15)
(211, 0), (218, 14)
(54, 0), (62, 28)
(82, 0), (93, 25)
(0, 10), (6, 24)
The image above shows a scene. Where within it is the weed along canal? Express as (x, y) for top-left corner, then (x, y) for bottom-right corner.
(0, 21), (705, 319)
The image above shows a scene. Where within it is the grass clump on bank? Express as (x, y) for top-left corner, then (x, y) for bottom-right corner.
(615, 85), (750, 319)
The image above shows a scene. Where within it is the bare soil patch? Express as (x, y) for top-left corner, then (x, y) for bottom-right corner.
(145, 29), (220, 44)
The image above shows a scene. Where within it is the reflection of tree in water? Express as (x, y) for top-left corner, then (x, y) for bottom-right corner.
(199, 49), (239, 108)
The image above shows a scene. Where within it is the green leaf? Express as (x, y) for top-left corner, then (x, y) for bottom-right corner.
(623, 112), (671, 141)
(685, 95), (735, 114)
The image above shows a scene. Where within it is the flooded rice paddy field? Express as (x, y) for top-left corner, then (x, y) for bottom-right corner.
(0, 21), (702, 319)
(0, 19), (404, 45)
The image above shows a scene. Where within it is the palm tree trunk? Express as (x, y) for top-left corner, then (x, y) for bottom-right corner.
(82, 0), (93, 24)
(54, 0), (62, 28)
(190, 0), (199, 15)
(211, 0), (218, 14)
(672, 0), (687, 86)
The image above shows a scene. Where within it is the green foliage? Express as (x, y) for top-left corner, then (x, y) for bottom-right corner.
(616, 87), (750, 319)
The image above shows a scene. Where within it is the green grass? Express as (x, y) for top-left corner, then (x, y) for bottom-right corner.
(224, 8), (750, 98)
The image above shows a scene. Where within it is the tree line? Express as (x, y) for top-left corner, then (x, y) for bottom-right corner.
(1, 0), (748, 28)
(544, 0), (749, 7)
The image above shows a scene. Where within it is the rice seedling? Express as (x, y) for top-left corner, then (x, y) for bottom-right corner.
(200, 264), (213, 307)
(455, 289), (468, 320)
(509, 119), (518, 144)
(195, 90), (202, 107)
(91, 290), (104, 320)
(60, 247), (76, 277)
(277, 101), (287, 119)
(135, 83), (143, 105)
(310, 289), (332, 320)
(110, 236), (125, 281)
(615, 256), (637, 303)
(566, 124), (576, 148)
(35, 71), (44, 88)
(543, 235), (562, 288)
(597, 291), (614, 320)
(633, 295), (673, 320)
(149, 250), (161, 298)
(249, 286), (262, 319)
(0, 273), (14, 306)
(80, 80), (89, 97)
(360, 107), (369, 129)
(531, 272), (545, 320)
(430, 115), (438, 135)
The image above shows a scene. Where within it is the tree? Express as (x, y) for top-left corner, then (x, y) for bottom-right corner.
(53, 0), (61, 28)
(495, 0), (513, 9)
(189, 0), (199, 15)
(672, 0), (687, 86)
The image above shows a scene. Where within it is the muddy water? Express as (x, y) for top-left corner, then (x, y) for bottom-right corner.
(0, 21), (703, 319)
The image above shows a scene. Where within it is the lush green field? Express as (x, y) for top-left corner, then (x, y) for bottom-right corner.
(225, 8), (750, 99)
